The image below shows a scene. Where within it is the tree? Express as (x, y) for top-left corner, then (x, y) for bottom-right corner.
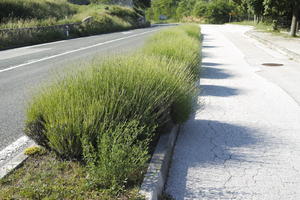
(132, 0), (151, 16)
(263, 0), (299, 36)
(247, 0), (264, 23)
(148, 0), (179, 20)
(176, 0), (196, 19)
(290, 1), (299, 36)
(192, 0), (208, 18)
(205, 0), (234, 24)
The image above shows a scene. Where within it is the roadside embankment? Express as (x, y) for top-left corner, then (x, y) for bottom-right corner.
(0, 0), (149, 49)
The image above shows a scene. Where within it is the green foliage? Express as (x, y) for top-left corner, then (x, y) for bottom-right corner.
(148, 0), (236, 24)
(133, 0), (151, 9)
(0, 2), (147, 49)
(0, 0), (76, 23)
(231, 0), (298, 32)
(24, 146), (46, 156)
(24, 24), (200, 190)
(192, 0), (208, 18)
(108, 5), (139, 18)
(148, 0), (298, 35)
(77, 13), (133, 36)
(84, 121), (152, 190)
(205, 0), (234, 24)
(0, 152), (143, 199)
(176, 0), (197, 19)
(0, 28), (66, 49)
(25, 53), (196, 159)
(147, 0), (179, 20)
(248, 0), (264, 17)
(143, 24), (201, 81)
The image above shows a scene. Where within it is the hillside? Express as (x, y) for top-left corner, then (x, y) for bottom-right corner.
(0, 0), (148, 49)
(0, 0), (137, 29)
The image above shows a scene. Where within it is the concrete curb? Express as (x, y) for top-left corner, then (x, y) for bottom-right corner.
(139, 125), (180, 200)
(0, 140), (35, 179)
(245, 30), (300, 63)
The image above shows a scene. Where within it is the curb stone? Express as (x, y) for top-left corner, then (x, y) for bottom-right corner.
(139, 125), (180, 200)
(0, 141), (35, 179)
(245, 30), (300, 63)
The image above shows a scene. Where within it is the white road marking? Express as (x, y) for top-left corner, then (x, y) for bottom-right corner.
(22, 40), (66, 49)
(0, 29), (158, 73)
(122, 31), (133, 34)
(0, 48), (51, 60)
(0, 136), (30, 164)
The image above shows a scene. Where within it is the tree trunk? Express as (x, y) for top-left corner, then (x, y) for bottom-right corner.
(290, 2), (299, 37)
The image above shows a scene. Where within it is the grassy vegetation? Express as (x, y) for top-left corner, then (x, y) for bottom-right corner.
(0, 0), (148, 49)
(229, 21), (274, 31)
(0, 151), (143, 200)
(1, 0), (84, 29)
(0, 24), (201, 199)
(229, 21), (298, 38)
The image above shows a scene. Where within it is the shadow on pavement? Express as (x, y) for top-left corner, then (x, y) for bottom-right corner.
(200, 85), (240, 97)
(201, 66), (233, 79)
(202, 45), (219, 48)
(168, 119), (267, 200)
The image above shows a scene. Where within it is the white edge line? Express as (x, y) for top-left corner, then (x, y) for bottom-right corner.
(0, 29), (158, 74)
(0, 136), (30, 161)
(0, 136), (35, 179)
(22, 40), (66, 49)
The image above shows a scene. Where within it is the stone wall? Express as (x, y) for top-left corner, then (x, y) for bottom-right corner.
(109, 0), (133, 7)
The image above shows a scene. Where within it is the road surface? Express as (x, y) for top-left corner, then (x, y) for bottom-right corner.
(0, 25), (166, 166)
(166, 24), (300, 199)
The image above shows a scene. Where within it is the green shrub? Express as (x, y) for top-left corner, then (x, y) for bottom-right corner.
(202, 0), (234, 24)
(108, 5), (138, 19)
(143, 25), (201, 81)
(25, 24), (200, 190)
(192, 0), (208, 18)
(79, 13), (132, 35)
(24, 146), (45, 156)
(25, 53), (195, 159)
(176, 0), (197, 19)
(0, 0), (76, 23)
(84, 120), (153, 190)
(0, 28), (66, 49)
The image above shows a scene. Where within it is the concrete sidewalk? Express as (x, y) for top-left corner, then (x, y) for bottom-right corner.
(165, 25), (300, 199)
(246, 29), (300, 63)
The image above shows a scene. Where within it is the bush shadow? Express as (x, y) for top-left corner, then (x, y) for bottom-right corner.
(202, 45), (219, 48)
(167, 119), (270, 199)
(201, 65), (233, 80)
(200, 85), (240, 97)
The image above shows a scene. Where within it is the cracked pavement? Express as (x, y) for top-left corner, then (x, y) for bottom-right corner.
(165, 25), (300, 199)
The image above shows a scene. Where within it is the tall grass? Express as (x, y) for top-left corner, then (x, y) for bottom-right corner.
(26, 54), (195, 159)
(0, 0), (76, 23)
(25, 24), (201, 191)
(143, 25), (201, 81)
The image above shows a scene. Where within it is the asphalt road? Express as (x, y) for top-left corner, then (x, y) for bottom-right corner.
(0, 25), (166, 153)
